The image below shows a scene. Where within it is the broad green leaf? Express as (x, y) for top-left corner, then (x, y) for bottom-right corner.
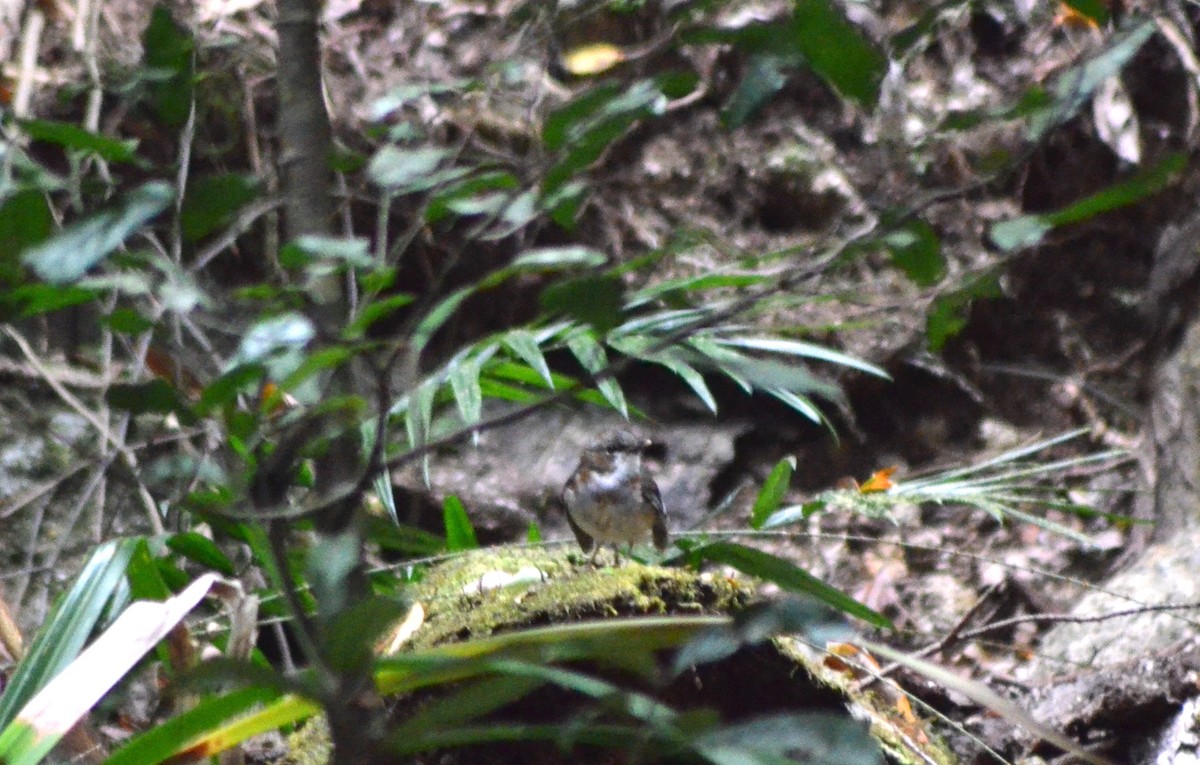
(403, 379), (438, 484)
(0, 575), (225, 765)
(722, 54), (792, 129)
(370, 80), (475, 120)
(277, 346), (354, 394)
(368, 146), (453, 191)
(692, 339), (844, 402)
(443, 495), (479, 551)
(693, 542), (891, 629)
(166, 532), (236, 576)
(751, 457), (795, 529)
(630, 273), (767, 303)
(280, 235), (371, 269)
(543, 79), (667, 193)
(367, 517), (445, 555)
(769, 387), (826, 425)
(0, 190), (52, 285)
(1027, 19), (1155, 141)
(449, 358), (483, 426)
(142, 4), (195, 127)
(23, 182), (173, 284)
(485, 190), (538, 240)
(925, 273), (1001, 352)
(654, 354), (718, 414)
(196, 364), (264, 413)
(567, 332), (627, 417)
(106, 379), (193, 422)
(543, 82), (623, 151)
(793, 0), (885, 107)
(180, 174), (258, 242)
(1, 284), (96, 318)
(544, 180), (589, 230)
(540, 275), (624, 333)
(0, 539), (139, 730)
(235, 312), (315, 364)
(501, 330), (554, 388)
(391, 673), (546, 741)
(885, 220), (944, 286)
(103, 308), (154, 334)
(479, 376), (541, 403)
(427, 170), (520, 224)
(989, 216), (1053, 252)
(21, 120), (137, 163)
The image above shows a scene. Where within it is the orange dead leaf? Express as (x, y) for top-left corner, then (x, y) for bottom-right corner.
(258, 381), (297, 417)
(145, 347), (202, 397)
(859, 467), (898, 493)
(1054, 3), (1101, 29)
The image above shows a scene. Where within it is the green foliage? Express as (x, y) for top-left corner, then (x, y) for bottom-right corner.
(0, 1), (1152, 762)
(764, 430), (1130, 544)
(21, 120), (139, 163)
(991, 153), (1185, 251)
(443, 495), (480, 552)
(141, 5), (196, 127)
(22, 182), (172, 284)
(0, 540), (138, 730)
(750, 457), (795, 529)
(180, 174), (258, 242)
(691, 542), (891, 629)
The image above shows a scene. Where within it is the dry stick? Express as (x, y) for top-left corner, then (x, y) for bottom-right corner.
(12, 5), (44, 118)
(2, 327), (165, 534)
(95, 293), (117, 543)
(9, 491), (53, 613)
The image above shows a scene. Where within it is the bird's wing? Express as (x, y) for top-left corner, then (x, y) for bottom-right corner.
(562, 475), (595, 552)
(641, 471), (669, 550)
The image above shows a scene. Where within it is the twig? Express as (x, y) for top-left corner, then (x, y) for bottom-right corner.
(2, 327), (165, 534)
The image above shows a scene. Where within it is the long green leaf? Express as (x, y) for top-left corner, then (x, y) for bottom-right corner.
(23, 182), (173, 284)
(567, 331), (627, 417)
(501, 330), (555, 388)
(0, 539), (139, 729)
(750, 458), (795, 529)
(694, 543), (891, 629)
(991, 153), (1185, 251)
(443, 495), (479, 552)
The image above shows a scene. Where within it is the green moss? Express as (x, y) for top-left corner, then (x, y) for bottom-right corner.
(407, 548), (750, 649)
(277, 549), (956, 765)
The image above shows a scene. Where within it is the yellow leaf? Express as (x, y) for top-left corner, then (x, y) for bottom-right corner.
(562, 43), (625, 76)
(859, 466), (898, 493)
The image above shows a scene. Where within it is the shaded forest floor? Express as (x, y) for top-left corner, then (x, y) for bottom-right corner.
(5, 0), (1199, 762)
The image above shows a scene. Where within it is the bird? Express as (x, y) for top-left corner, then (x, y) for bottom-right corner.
(561, 430), (669, 565)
